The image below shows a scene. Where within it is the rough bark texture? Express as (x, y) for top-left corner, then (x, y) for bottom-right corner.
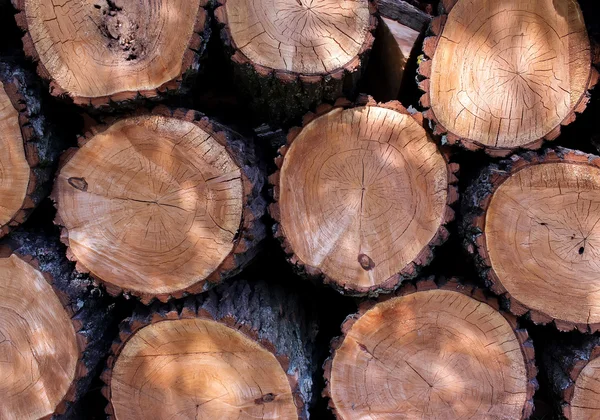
(215, 0), (378, 125)
(377, 0), (431, 32)
(323, 278), (538, 419)
(11, 0), (211, 108)
(544, 334), (600, 419)
(1, 229), (115, 419)
(418, 0), (599, 157)
(461, 147), (600, 333)
(52, 106), (267, 304)
(270, 96), (458, 297)
(0, 59), (62, 237)
(102, 278), (318, 419)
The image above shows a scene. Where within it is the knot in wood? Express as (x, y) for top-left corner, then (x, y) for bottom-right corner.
(358, 253), (374, 271)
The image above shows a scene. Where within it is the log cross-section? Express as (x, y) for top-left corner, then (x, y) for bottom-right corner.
(323, 279), (538, 419)
(270, 98), (458, 296)
(462, 148), (600, 333)
(12, 0), (211, 106)
(419, 0), (598, 156)
(52, 108), (265, 303)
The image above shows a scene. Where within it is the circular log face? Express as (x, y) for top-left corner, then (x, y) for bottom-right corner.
(430, 0), (591, 148)
(110, 318), (297, 419)
(23, 0), (201, 99)
(486, 162), (600, 325)
(571, 357), (600, 419)
(224, 0), (371, 74)
(279, 106), (448, 290)
(330, 290), (528, 419)
(55, 115), (243, 295)
(0, 255), (78, 419)
(0, 82), (29, 228)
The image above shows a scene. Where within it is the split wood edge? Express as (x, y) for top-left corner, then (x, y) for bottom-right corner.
(51, 106), (266, 304)
(100, 300), (308, 419)
(0, 66), (55, 238)
(268, 96), (459, 297)
(11, 0), (211, 107)
(322, 277), (539, 419)
(462, 147), (600, 333)
(417, 3), (600, 157)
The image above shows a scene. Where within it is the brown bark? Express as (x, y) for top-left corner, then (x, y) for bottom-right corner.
(101, 278), (318, 419)
(52, 107), (266, 304)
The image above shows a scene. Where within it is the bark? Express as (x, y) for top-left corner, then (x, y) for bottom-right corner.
(102, 278), (318, 419)
(461, 147), (600, 333)
(377, 0), (431, 32)
(215, 0), (378, 125)
(544, 334), (600, 419)
(52, 107), (267, 304)
(0, 59), (63, 237)
(1, 229), (115, 419)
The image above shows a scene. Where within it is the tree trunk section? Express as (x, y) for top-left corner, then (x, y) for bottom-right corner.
(324, 278), (538, 419)
(0, 229), (114, 419)
(101, 278), (318, 419)
(544, 335), (600, 419)
(0, 60), (61, 238)
(462, 148), (600, 333)
(418, 0), (598, 156)
(12, 0), (210, 107)
(215, 0), (377, 124)
(52, 107), (266, 304)
(270, 97), (458, 296)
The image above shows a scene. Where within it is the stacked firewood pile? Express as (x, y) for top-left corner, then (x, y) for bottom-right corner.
(1, 0), (599, 418)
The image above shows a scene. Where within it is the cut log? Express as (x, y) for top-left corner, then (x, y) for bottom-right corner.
(0, 61), (61, 238)
(545, 335), (600, 419)
(376, 0), (431, 32)
(419, 0), (599, 156)
(270, 98), (458, 296)
(462, 148), (600, 333)
(324, 279), (538, 419)
(0, 230), (114, 419)
(101, 279), (318, 419)
(52, 107), (266, 304)
(215, 0), (377, 124)
(12, 0), (210, 107)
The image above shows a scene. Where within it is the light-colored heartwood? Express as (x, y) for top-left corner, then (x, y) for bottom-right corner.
(486, 162), (600, 325)
(571, 357), (600, 419)
(430, 0), (591, 148)
(329, 289), (529, 418)
(225, 0), (371, 73)
(54, 115), (243, 296)
(278, 105), (448, 291)
(0, 255), (78, 419)
(0, 82), (29, 229)
(21, 0), (202, 99)
(110, 318), (298, 419)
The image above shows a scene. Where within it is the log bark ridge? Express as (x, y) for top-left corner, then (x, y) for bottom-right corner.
(12, 0), (211, 107)
(0, 230), (114, 419)
(101, 278), (318, 420)
(52, 107), (266, 304)
(545, 335), (600, 419)
(215, 0), (378, 124)
(0, 60), (61, 238)
(418, 0), (599, 156)
(323, 278), (538, 419)
(270, 97), (458, 296)
(462, 148), (600, 333)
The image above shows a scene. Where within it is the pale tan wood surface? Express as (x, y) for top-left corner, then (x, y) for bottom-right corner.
(571, 357), (600, 419)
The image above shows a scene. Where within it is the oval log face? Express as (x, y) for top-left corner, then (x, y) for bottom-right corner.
(224, 0), (371, 74)
(430, 0), (591, 148)
(279, 106), (448, 291)
(0, 82), (29, 229)
(486, 162), (600, 325)
(329, 289), (529, 419)
(110, 318), (298, 420)
(23, 0), (202, 99)
(54, 115), (244, 296)
(571, 357), (600, 419)
(0, 255), (78, 419)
